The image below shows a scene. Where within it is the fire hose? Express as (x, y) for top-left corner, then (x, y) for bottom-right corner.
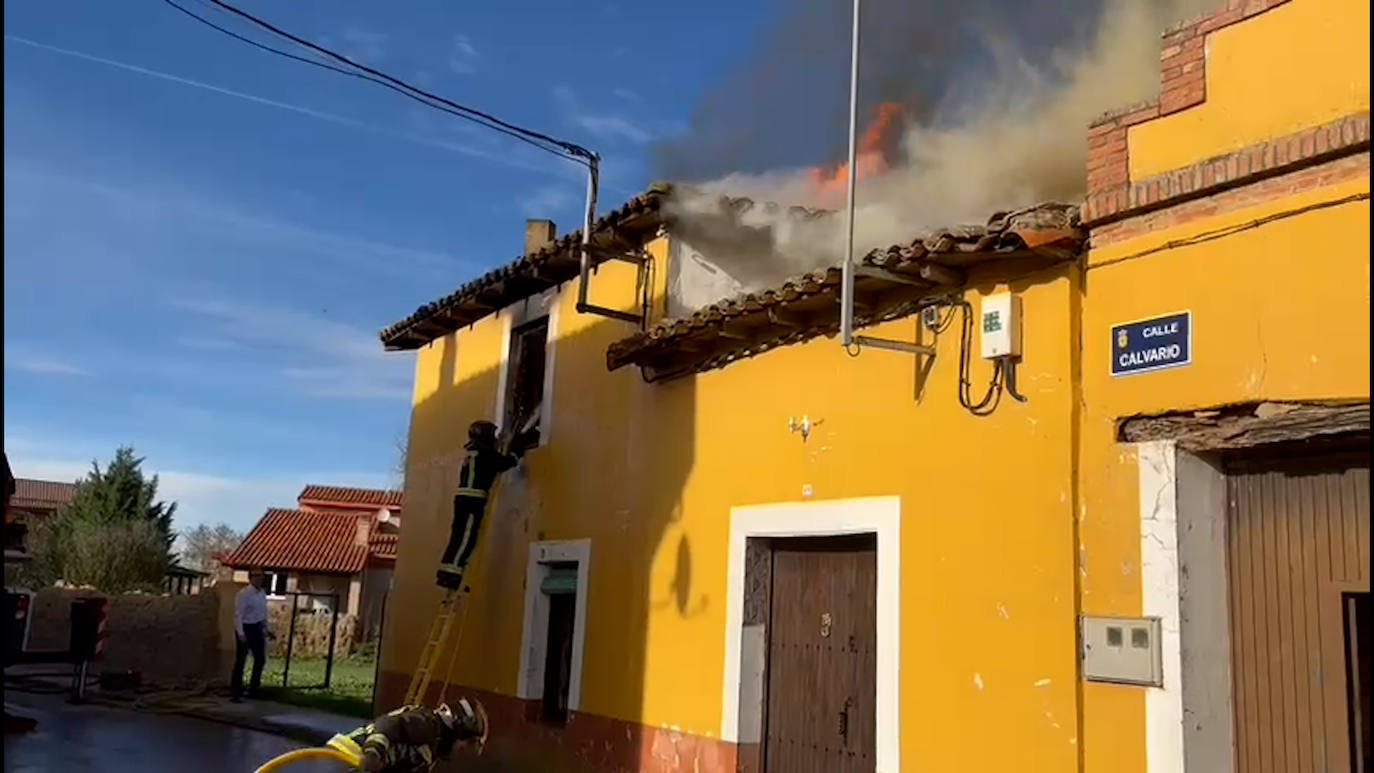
(252, 736), (361, 772)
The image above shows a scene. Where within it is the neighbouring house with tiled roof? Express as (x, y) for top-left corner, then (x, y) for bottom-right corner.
(375, 2), (1369, 770)
(4, 478), (78, 557)
(3, 453), (17, 565)
(223, 485), (402, 642)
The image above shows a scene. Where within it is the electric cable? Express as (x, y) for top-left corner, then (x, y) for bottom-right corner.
(160, 0), (590, 167)
(955, 299), (1003, 416)
(178, 0), (596, 166)
(931, 303), (958, 334)
(1001, 356), (1028, 403)
(1089, 191), (1370, 271)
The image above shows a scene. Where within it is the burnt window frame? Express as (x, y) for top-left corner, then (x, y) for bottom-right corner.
(502, 314), (550, 447)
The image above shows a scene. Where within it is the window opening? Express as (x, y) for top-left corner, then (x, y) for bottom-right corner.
(265, 570), (289, 597)
(504, 317), (548, 446)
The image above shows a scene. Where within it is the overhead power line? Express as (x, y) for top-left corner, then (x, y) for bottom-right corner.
(162, 0), (596, 167)
(161, 0), (583, 164)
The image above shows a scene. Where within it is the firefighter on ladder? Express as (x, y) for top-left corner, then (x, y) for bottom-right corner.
(328, 698), (489, 772)
(436, 419), (531, 589)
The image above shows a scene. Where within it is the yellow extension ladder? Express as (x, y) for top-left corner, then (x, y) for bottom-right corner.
(404, 421), (529, 707)
(253, 424), (529, 771)
(403, 583), (470, 706)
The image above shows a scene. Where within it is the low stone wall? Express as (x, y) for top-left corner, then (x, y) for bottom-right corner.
(266, 601), (357, 658)
(26, 586), (229, 687)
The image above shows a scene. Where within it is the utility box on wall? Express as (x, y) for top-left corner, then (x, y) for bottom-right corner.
(1081, 615), (1163, 687)
(980, 293), (1022, 359)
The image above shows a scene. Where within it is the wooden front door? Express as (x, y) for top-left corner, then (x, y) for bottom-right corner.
(764, 534), (877, 773)
(1226, 448), (1370, 773)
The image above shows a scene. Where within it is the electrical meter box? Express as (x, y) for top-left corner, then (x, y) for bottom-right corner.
(980, 293), (1022, 359)
(1081, 615), (1163, 687)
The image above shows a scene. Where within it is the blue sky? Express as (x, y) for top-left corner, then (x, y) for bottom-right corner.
(4, 0), (774, 533)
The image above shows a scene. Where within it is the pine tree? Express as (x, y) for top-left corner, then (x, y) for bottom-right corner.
(27, 446), (178, 592)
(63, 447), (177, 549)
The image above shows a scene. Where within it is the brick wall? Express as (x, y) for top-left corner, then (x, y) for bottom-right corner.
(1077, 0), (1372, 227)
(1089, 151), (1370, 249)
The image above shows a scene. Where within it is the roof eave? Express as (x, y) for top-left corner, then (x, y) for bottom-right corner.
(378, 185), (671, 350)
(607, 204), (1084, 381)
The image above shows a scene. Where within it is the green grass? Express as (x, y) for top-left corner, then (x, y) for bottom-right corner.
(258, 655), (377, 719)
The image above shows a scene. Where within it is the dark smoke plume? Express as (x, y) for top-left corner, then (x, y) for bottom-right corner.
(655, 0), (1212, 289)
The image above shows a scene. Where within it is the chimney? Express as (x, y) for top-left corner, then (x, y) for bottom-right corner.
(355, 515), (371, 547)
(524, 219), (556, 256)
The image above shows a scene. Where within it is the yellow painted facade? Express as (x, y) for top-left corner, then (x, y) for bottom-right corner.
(382, 1), (1369, 770)
(387, 246), (1088, 769)
(1081, 0), (1370, 769)
(1128, 0), (1371, 179)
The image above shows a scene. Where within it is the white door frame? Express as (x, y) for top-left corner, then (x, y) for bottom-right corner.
(516, 539), (591, 711)
(720, 496), (902, 772)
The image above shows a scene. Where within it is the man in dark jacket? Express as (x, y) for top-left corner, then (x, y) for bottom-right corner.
(436, 420), (526, 588)
(329, 698), (488, 773)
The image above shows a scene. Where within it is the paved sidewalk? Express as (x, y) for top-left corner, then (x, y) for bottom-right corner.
(3, 668), (359, 746)
(4, 691), (342, 773)
(191, 697), (359, 744)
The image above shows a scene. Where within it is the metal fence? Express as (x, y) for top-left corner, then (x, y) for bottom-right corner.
(278, 591), (341, 690)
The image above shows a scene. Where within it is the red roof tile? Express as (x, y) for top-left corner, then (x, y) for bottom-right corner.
(368, 532), (399, 560)
(10, 478), (78, 511)
(606, 203), (1084, 381)
(298, 485), (403, 509)
(379, 184), (671, 351)
(224, 508), (370, 574)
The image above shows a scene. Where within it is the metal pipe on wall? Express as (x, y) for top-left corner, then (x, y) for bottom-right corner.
(574, 153), (645, 326)
(576, 154), (601, 312)
(839, 0), (861, 347)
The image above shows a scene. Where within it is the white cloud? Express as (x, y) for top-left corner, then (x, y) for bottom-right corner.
(3, 36), (556, 177)
(174, 336), (244, 352)
(169, 297), (412, 401)
(281, 366), (412, 401)
(553, 86), (653, 144)
(5, 160), (470, 284)
(519, 184), (579, 218)
(612, 88), (640, 102)
(574, 115), (652, 143)
(448, 35), (480, 74)
(6, 356), (89, 377)
(333, 28), (390, 64)
(170, 298), (378, 360)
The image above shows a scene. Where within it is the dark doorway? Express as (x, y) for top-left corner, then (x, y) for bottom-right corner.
(540, 566), (576, 724)
(763, 534), (877, 773)
(1348, 592), (1371, 773)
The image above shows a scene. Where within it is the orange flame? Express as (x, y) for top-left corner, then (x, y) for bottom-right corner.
(809, 102), (904, 200)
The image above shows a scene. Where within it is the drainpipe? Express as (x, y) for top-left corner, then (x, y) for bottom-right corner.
(576, 153), (600, 314)
(574, 154), (645, 325)
(837, 0), (934, 359)
(839, 0), (861, 348)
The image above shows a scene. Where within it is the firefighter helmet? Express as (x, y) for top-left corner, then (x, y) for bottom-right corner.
(437, 698), (489, 754)
(467, 420), (498, 445)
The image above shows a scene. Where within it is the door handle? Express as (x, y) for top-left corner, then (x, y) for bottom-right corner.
(837, 697), (852, 746)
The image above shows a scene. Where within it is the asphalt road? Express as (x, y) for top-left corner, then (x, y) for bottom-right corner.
(4, 692), (341, 773)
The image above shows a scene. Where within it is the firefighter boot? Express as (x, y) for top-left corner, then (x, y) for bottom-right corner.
(435, 564), (465, 590)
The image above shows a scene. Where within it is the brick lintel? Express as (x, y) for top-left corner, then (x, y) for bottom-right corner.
(1083, 112), (1370, 226)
